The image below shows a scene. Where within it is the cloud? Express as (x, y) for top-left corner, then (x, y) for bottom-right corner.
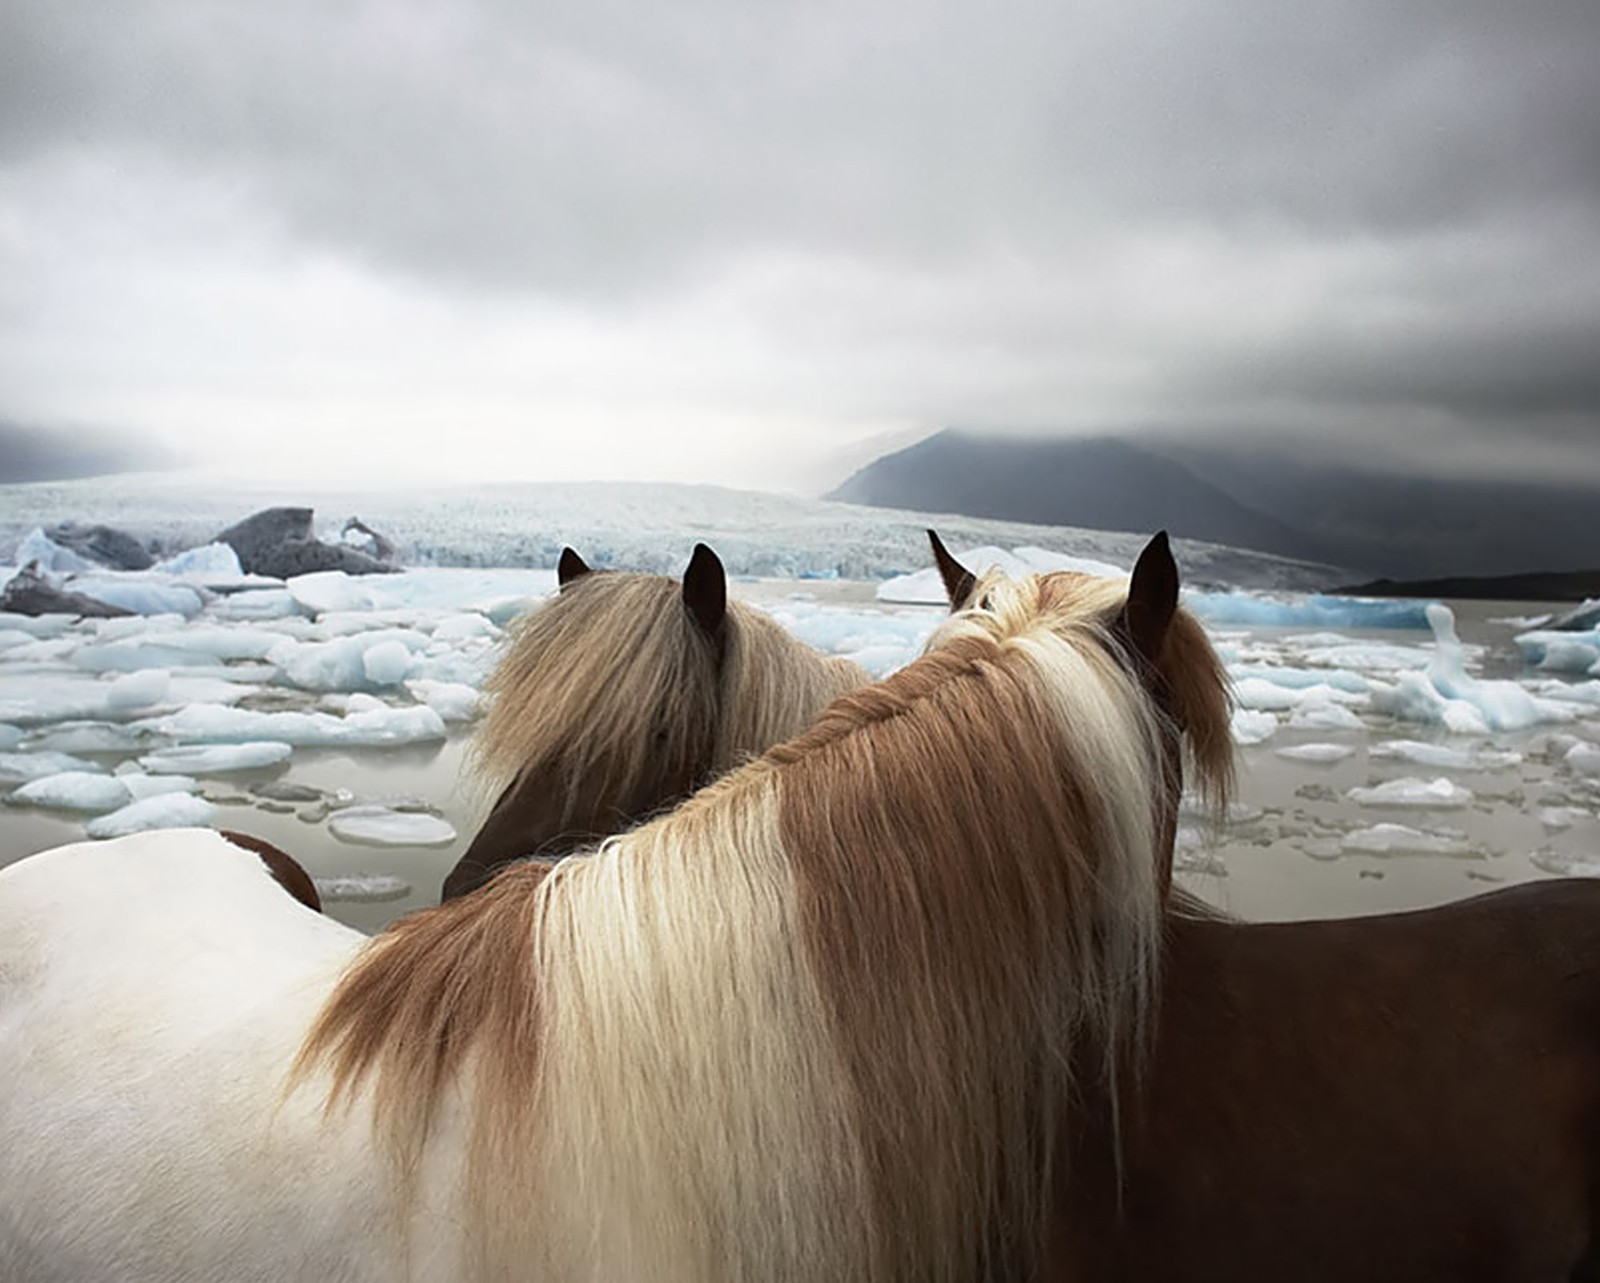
(1, 0), (1597, 487)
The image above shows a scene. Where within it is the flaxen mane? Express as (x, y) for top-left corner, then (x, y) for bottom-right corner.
(296, 565), (1233, 1283)
(470, 571), (868, 810)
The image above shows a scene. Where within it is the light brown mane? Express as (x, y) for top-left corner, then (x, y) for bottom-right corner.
(470, 571), (867, 806)
(295, 564), (1235, 1281)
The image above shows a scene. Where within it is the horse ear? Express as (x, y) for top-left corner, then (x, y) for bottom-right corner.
(557, 547), (592, 589)
(1119, 530), (1179, 667)
(928, 529), (978, 611)
(682, 543), (727, 639)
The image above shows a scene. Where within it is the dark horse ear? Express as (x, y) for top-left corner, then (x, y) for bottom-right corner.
(682, 543), (727, 640)
(927, 529), (978, 611)
(1118, 531), (1179, 668)
(557, 547), (592, 589)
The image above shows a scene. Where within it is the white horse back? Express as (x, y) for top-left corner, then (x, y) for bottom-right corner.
(0, 830), (461, 1282)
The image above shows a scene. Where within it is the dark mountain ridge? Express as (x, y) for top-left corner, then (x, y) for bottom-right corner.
(828, 430), (1600, 581)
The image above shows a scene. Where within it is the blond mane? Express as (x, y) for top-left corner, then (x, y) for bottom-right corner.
(296, 564), (1235, 1282)
(470, 572), (867, 806)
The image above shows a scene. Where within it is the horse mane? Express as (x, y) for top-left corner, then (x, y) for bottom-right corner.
(295, 564), (1232, 1282)
(469, 572), (867, 806)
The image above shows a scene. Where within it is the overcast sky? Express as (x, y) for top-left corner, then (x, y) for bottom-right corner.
(2, 0), (1598, 492)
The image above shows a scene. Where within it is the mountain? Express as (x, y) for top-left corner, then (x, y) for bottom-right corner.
(828, 430), (1600, 580)
(828, 432), (1343, 568)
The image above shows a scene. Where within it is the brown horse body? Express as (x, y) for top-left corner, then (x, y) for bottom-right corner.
(1060, 883), (1600, 1280)
(458, 532), (1600, 1280)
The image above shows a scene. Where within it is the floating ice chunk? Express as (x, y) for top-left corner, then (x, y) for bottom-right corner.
(119, 771), (200, 800)
(1287, 701), (1366, 731)
(1341, 824), (1473, 857)
(762, 601), (935, 676)
(1567, 743), (1600, 778)
(328, 804), (457, 847)
(404, 678), (482, 723)
(1229, 664), (1371, 695)
(140, 741), (295, 774)
(106, 669), (171, 711)
(1347, 777), (1474, 809)
(1231, 709), (1278, 745)
(361, 639), (414, 687)
(1294, 641), (1436, 672)
(313, 873), (413, 903)
(210, 589), (302, 621)
(1369, 740), (1523, 771)
(1232, 678), (1363, 713)
(1274, 743), (1356, 764)
(85, 795), (215, 838)
(74, 625), (280, 672)
(148, 702), (446, 748)
(287, 571), (378, 615)
(1187, 593), (1434, 630)
(429, 613), (500, 642)
(1515, 632), (1600, 675)
(1412, 604), (1578, 732)
(1538, 806), (1590, 831)
(151, 542), (245, 578)
(1530, 848), (1600, 878)
(0, 750), (103, 784)
(12, 528), (100, 573)
(1550, 599), (1600, 631)
(11, 771), (132, 813)
(64, 576), (205, 617)
(269, 629), (431, 692)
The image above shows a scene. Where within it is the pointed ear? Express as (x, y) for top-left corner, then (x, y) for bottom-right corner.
(927, 529), (978, 612)
(557, 547), (592, 589)
(682, 543), (727, 639)
(1118, 531), (1179, 667)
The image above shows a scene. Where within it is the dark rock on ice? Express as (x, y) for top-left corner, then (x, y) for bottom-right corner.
(213, 507), (399, 578)
(0, 562), (133, 618)
(45, 522), (155, 571)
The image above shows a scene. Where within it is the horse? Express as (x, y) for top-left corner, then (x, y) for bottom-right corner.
(0, 536), (1199, 1282)
(453, 529), (1600, 1280)
(441, 541), (870, 899)
(218, 828), (323, 912)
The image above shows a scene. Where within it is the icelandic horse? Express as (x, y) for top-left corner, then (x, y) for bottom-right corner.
(455, 531), (1600, 1280)
(0, 536), (1201, 1281)
(442, 542), (870, 899)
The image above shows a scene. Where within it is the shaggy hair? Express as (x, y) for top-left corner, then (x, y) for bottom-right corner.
(295, 566), (1234, 1283)
(470, 571), (868, 816)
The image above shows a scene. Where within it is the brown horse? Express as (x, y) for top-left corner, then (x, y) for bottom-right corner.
(449, 529), (1600, 1281)
(442, 542), (870, 899)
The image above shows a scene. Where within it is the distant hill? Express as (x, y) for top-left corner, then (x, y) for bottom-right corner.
(828, 430), (1600, 580)
(0, 421), (169, 484)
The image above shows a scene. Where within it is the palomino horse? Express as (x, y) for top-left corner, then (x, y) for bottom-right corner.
(453, 530), (1600, 1280)
(442, 541), (869, 899)
(0, 540), (1199, 1282)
